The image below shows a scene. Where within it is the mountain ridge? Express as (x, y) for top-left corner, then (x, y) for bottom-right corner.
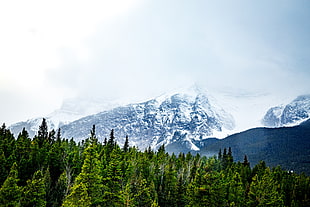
(262, 94), (310, 127)
(60, 89), (235, 151)
(200, 119), (310, 174)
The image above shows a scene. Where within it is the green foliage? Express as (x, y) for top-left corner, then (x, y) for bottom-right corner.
(21, 170), (46, 207)
(0, 149), (7, 186)
(0, 122), (310, 206)
(0, 162), (21, 207)
(63, 140), (104, 206)
(247, 168), (284, 206)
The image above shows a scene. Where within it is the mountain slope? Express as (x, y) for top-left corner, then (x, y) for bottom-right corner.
(9, 97), (122, 138)
(262, 95), (310, 127)
(200, 119), (310, 174)
(61, 89), (235, 151)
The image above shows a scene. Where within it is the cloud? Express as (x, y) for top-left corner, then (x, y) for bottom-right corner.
(49, 0), (310, 100)
(1, 0), (310, 124)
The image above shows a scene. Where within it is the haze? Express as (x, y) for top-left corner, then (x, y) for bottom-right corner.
(1, 0), (310, 125)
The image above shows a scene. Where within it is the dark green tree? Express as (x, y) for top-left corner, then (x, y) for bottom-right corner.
(123, 135), (129, 152)
(0, 162), (21, 207)
(102, 148), (123, 206)
(0, 149), (7, 186)
(36, 118), (48, 147)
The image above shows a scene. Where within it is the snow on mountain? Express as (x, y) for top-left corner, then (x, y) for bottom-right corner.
(207, 87), (290, 134)
(9, 97), (124, 138)
(10, 83), (306, 153)
(60, 86), (235, 152)
(262, 95), (310, 127)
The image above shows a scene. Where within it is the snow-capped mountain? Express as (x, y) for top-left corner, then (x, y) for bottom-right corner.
(262, 95), (310, 127)
(9, 97), (124, 138)
(60, 87), (235, 152)
(10, 83), (308, 153)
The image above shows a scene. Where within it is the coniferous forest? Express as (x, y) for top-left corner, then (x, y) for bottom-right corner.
(0, 119), (310, 207)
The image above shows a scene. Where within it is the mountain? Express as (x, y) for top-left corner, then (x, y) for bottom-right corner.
(9, 85), (284, 140)
(262, 95), (310, 127)
(200, 119), (310, 174)
(60, 87), (235, 151)
(9, 97), (122, 138)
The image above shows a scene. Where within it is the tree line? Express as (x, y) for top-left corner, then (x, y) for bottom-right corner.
(0, 119), (309, 206)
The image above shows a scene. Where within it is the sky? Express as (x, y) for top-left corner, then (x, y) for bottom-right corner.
(1, 0), (310, 125)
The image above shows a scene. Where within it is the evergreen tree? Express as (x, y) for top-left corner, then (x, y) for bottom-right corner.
(90, 124), (97, 143)
(108, 129), (115, 146)
(14, 128), (32, 185)
(123, 135), (129, 152)
(0, 127), (308, 206)
(56, 128), (62, 143)
(102, 148), (123, 206)
(218, 148), (222, 160)
(243, 155), (250, 167)
(21, 170), (47, 207)
(227, 172), (245, 206)
(0, 162), (21, 207)
(36, 118), (48, 147)
(247, 168), (284, 206)
(62, 140), (104, 206)
(0, 123), (15, 172)
(0, 149), (7, 186)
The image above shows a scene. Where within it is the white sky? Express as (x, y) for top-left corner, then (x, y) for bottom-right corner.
(1, 0), (310, 125)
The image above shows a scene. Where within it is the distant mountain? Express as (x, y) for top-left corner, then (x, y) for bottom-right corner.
(262, 95), (310, 127)
(8, 87), (310, 174)
(9, 97), (123, 138)
(60, 87), (235, 151)
(10, 85), (289, 140)
(200, 119), (310, 174)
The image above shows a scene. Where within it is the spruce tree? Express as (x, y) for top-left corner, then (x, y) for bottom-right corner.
(0, 162), (21, 206)
(37, 118), (48, 147)
(108, 129), (115, 146)
(14, 128), (32, 185)
(247, 168), (284, 206)
(62, 140), (104, 206)
(21, 170), (46, 207)
(123, 135), (129, 152)
(227, 172), (245, 206)
(102, 148), (123, 206)
(0, 149), (7, 186)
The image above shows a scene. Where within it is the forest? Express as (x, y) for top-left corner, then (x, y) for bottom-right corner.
(0, 119), (310, 207)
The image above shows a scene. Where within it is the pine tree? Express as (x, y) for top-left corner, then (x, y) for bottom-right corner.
(21, 170), (47, 207)
(36, 118), (48, 147)
(247, 168), (284, 206)
(131, 177), (154, 207)
(62, 140), (104, 206)
(108, 129), (116, 146)
(218, 148), (222, 160)
(56, 128), (62, 143)
(123, 135), (129, 152)
(243, 155), (250, 167)
(102, 148), (123, 206)
(0, 162), (21, 206)
(90, 124), (97, 143)
(0, 124), (16, 172)
(227, 172), (245, 206)
(0, 149), (7, 186)
(14, 128), (32, 185)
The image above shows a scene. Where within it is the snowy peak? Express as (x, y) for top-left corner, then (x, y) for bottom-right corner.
(262, 94), (310, 127)
(60, 88), (235, 152)
(9, 97), (122, 138)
